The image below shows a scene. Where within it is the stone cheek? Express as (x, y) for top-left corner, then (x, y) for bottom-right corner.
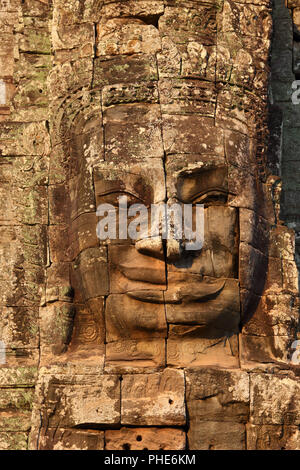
(105, 293), (167, 342)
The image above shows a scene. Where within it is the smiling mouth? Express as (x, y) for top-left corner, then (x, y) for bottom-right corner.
(126, 280), (225, 304)
(119, 264), (166, 285)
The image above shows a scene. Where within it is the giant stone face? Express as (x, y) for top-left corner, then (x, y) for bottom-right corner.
(44, 1), (274, 372)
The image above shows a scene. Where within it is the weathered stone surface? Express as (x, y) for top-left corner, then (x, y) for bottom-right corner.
(97, 19), (161, 56)
(93, 158), (165, 207)
(93, 54), (158, 88)
(31, 372), (121, 430)
(162, 115), (224, 156)
(71, 297), (105, 348)
(250, 373), (300, 425)
(108, 245), (166, 294)
(165, 277), (240, 330)
(188, 421), (246, 450)
(40, 301), (75, 356)
(217, 34), (270, 92)
(167, 326), (239, 368)
(52, 22), (95, 61)
(186, 368), (250, 422)
(242, 293), (299, 337)
(0, 224), (46, 309)
(159, 79), (216, 116)
(0, 432), (28, 450)
(11, 53), (51, 122)
(121, 369), (186, 426)
(0, 388), (34, 431)
(239, 209), (270, 253)
(240, 334), (294, 367)
(104, 104), (164, 161)
(101, 1), (164, 19)
(247, 424), (300, 450)
(0, 306), (39, 351)
(105, 427), (186, 451)
(239, 243), (268, 295)
(106, 293), (167, 342)
(105, 338), (166, 373)
(158, 4), (217, 81)
(186, 368), (250, 450)
(48, 58), (93, 100)
(38, 429), (104, 451)
(0, 367), (37, 446)
(73, 247), (109, 300)
(0, 367), (37, 387)
(0, 184), (48, 225)
(0, 122), (50, 156)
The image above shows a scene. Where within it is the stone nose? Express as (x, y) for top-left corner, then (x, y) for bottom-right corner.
(135, 236), (164, 260)
(166, 238), (182, 262)
(135, 236), (182, 262)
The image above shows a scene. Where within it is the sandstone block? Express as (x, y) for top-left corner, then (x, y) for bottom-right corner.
(105, 338), (166, 373)
(97, 18), (161, 56)
(108, 245), (166, 294)
(106, 293), (167, 342)
(121, 369), (186, 426)
(104, 103), (164, 161)
(93, 54), (158, 88)
(247, 424), (300, 450)
(186, 368), (250, 449)
(105, 427), (186, 451)
(167, 326), (239, 368)
(188, 420), (246, 450)
(34, 373), (121, 429)
(250, 373), (300, 425)
(38, 428), (104, 450)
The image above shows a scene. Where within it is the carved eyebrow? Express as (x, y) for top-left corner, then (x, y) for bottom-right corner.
(175, 168), (228, 202)
(191, 188), (229, 201)
(94, 170), (151, 200)
(177, 166), (227, 178)
(96, 189), (144, 203)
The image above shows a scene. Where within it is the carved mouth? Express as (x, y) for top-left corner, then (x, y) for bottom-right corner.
(119, 264), (166, 285)
(127, 280), (225, 303)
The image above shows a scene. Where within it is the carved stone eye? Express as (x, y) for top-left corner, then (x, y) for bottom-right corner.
(192, 190), (228, 205)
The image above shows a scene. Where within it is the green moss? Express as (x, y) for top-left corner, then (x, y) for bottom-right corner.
(110, 64), (130, 73)
(0, 415), (31, 432)
(28, 322), (39, 338)
(216, 0), (224, 12)
(0, 432), (29, 450)
(24, 29), (51, 54)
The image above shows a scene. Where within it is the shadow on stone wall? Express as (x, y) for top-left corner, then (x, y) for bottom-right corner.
(269, 0), (300, 286)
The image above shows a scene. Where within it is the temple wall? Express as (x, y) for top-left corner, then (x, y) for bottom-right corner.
(270, 0), (300, 283)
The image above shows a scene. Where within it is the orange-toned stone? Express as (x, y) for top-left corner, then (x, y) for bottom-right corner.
(121, 369), (186, 426)
(105, 427), (186, 450)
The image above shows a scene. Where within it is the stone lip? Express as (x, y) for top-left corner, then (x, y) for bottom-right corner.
(119, 262), (165, 284)
(127, 279), (226, 303)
